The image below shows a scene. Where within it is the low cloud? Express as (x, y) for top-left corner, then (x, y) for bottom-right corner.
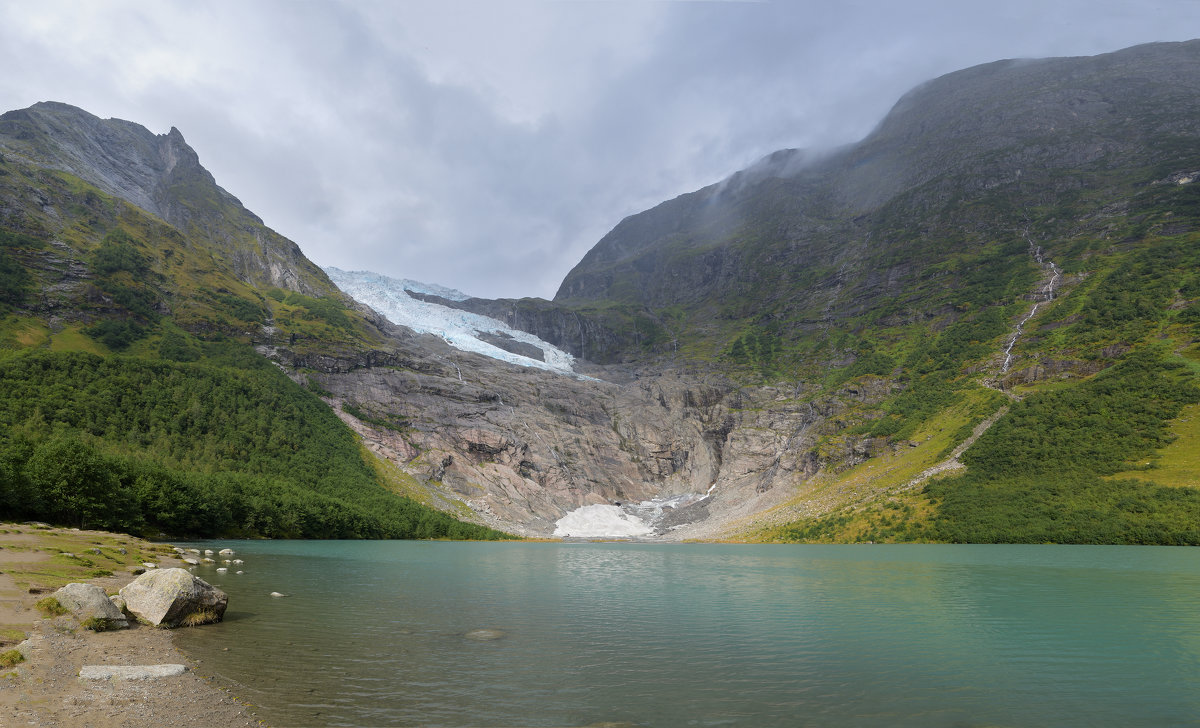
(2, 0), (1198, 298)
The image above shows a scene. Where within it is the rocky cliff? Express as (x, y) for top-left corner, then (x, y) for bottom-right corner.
(285, 341), (891, 537)
(0, 102), (334, 297)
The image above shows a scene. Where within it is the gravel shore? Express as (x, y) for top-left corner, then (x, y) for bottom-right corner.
(0, 525), (262, 727)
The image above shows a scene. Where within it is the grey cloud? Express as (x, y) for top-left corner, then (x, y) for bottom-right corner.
(3, 1), (1200, 299)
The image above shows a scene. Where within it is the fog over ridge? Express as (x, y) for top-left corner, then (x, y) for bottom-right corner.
(2, 1), (1198, 298)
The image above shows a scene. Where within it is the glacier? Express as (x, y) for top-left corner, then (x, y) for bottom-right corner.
(325, 267), (578, 375)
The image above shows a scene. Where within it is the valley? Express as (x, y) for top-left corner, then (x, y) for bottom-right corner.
(3, 40), (1200, 543)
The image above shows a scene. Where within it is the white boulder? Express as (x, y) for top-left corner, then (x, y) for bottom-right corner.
(119, 568), (228, 627)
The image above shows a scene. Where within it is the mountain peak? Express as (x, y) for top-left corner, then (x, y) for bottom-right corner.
(0, 100), (210, 226)
(555, 39), (1200, 308)
(0, 101), (339, 296)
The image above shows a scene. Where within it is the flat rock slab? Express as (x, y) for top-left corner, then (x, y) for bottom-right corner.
(79, 664), (187, 680)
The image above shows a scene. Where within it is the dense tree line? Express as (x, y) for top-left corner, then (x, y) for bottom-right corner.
(0, 349), (511, 540)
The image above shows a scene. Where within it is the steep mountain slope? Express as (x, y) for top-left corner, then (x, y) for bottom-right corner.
(0, 105), (509, 540)
(556, 40), (1200, 327)
(536, 39), (1200, 543)
(0, 102), (334, 296)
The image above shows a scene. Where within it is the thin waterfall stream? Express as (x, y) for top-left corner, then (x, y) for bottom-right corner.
(1001, 235), (1061, 373)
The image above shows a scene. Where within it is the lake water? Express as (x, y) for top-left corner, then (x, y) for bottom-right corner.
(172, 542), (1200, 727)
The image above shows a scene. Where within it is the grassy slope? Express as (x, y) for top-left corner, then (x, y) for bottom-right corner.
(734, 166), (1200, 542)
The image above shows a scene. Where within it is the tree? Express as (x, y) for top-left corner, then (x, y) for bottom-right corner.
(24, 436), (136, 530)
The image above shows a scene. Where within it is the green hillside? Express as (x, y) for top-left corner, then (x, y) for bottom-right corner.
(0, 114), (510, 540)
(549, 41), (1200, 543)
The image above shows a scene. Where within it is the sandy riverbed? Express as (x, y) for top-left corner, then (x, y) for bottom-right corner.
(0, 524), (261, 727)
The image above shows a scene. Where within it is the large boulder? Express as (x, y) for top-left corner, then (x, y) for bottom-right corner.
(118, 568), (228, 627)
(53, 583), (129, 630)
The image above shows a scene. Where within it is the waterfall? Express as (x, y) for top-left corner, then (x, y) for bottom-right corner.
(1001, 234), (1061, 374)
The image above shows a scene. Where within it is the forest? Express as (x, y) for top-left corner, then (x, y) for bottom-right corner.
(0, 348), (512, 540)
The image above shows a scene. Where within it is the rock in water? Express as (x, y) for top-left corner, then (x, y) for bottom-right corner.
(463, 628), (506, 641)
(119, 568), (228, 627)
(53, 583), (129, 630)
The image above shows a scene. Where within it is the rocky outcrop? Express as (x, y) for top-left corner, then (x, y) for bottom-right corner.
(297, 331), (888, 538)
(118, 568), (227, 627)
(52, 583), (128, 630)
(475, 331), (546, 361)
(404, 291), (629, 362)
(0, 102), (338, 298)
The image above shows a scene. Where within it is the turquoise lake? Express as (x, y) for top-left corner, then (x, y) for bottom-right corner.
(171, 542), (1200, 727)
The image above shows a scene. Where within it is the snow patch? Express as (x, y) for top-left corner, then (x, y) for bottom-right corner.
(553, 505), (654, 538)
(325, 267), (577, 375)
(553, 490), (714, 539)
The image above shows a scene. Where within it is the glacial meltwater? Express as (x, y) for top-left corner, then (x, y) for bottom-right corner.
(172, 542), (1200, 728)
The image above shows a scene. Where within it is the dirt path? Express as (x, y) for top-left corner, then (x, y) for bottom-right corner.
(0, 524), (261, 727)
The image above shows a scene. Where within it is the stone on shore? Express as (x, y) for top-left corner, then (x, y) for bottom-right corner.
(52, 583), (129, 630)
(119, 568), (228, 627)
(80, 664), (187, 680)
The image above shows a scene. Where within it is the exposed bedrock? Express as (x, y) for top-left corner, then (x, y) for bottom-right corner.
(299, 346), (886, 538)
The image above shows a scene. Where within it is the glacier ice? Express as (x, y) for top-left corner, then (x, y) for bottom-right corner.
(325, 267), (577, 375)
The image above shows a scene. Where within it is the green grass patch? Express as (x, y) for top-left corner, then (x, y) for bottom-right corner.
(35, 596), (67, 618)
(0, 628), (25, 646)
(1106, 402), (1200, 488)
(0, 649), (23, 669)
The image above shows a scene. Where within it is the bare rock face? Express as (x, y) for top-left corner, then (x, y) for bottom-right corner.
(302, 341), (884, 539)
(119, 568), (227, 627)
(53, 583), (128, 630)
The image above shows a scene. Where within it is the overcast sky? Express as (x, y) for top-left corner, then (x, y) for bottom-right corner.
(2, 1), (1199, 299)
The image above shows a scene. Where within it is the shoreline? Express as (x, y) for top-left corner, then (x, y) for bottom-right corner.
(0, 523), (262, 727)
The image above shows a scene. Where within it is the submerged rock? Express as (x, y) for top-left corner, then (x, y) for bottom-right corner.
(463, 628), (506, 641)
(53, 583), (128, 630)
(119, 568), (228, 627)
